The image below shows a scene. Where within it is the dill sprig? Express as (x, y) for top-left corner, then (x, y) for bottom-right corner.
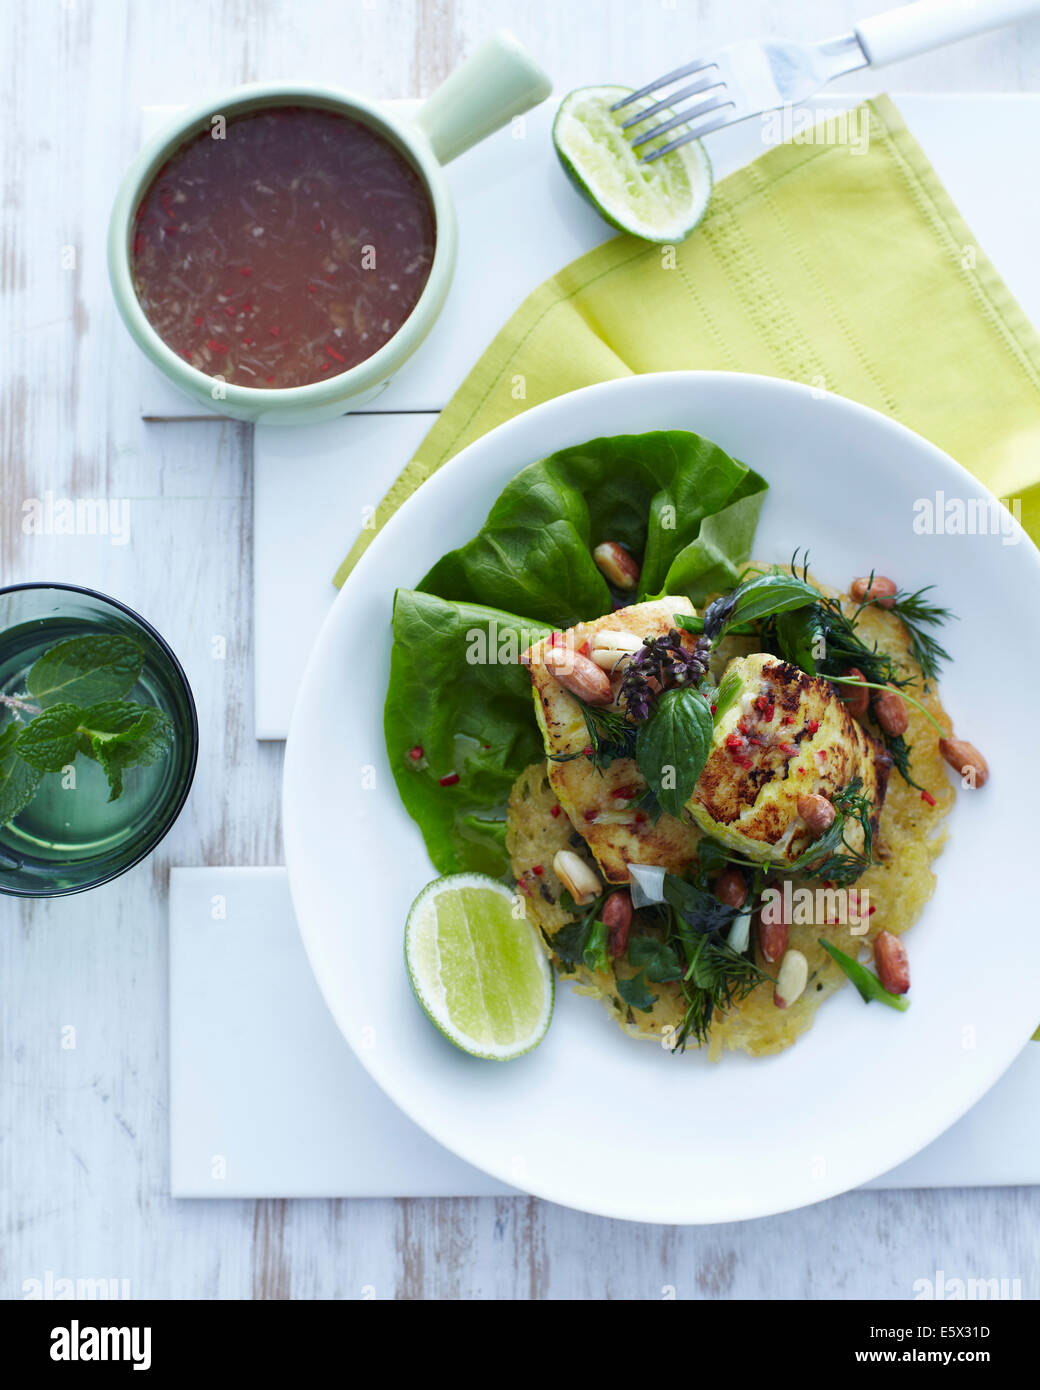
(802, 779), (877, 884)
(547, 702), (636, 775)
(887, 585), (955, 685)
(675, 932), (768, 1051)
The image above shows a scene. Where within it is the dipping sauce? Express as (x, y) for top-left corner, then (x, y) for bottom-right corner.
(131, 106), (436, 389)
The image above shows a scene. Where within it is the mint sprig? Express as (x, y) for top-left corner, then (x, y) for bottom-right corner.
(0, 635), (174, 820)
(0, 722), (43, 825)
(26, 634), (143, 707)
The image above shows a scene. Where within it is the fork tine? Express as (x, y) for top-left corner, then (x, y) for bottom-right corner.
(641, 109), (736, 162)
(630, 94), (729, 149)
(610, 59), (718, 110)
(619, 73), (724, 130)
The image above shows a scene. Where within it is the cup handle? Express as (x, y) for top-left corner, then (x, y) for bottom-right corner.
(412, 30), (552, 164)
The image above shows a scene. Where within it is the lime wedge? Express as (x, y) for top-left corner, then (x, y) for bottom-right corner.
(553, 84), (712, 243)
(405, 873), (554, 1060)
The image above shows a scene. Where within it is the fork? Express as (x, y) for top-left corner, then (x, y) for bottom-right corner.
(615, 0), (1040, 161)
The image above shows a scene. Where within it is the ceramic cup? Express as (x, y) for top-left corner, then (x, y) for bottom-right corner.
(107, 31), (551, 425)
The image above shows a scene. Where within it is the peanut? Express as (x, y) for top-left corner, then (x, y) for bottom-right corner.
(593, 541), (640, 591)
(552, 850), (602, 907)
(839, 667), (869, 720)
(758, 886), (789, 964)
(939, 737), (989, 790)
(873, 685), (908, 736)
(542, 647), (613, 705)
(797, 792), (835, 837)
(850, 574), (897, 609)
(773, 948), (809, 1009)
(874, 930), (909, 995)
(712, 868), (747, 910)
(602, 890), (634, 958)
(589, 629), (643, 671)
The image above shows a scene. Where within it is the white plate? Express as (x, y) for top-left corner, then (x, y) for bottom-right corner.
(283, 372), (1040, 1224)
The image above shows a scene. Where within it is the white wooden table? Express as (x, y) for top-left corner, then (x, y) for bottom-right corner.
(3, 0), (1040, 1301)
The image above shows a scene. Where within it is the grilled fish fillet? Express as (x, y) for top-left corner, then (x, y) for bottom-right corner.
(688, 652), (891, 863)
(523, 597), (699, 884)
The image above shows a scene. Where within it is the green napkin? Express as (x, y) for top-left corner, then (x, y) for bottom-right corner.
(335, 95), (1040, 586)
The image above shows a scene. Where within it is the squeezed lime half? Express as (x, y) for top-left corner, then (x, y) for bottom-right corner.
(405, 873), (554, 1060)
(553, 84), (713, 243)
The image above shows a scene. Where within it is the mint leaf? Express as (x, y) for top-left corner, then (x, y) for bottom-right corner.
(14, 703), (84, 772)
(13, 699), (174, 800)
(0, 722), (42, 825)
(616, 970), (658, 1012)
(27, 635), (143, 708)
(79, 702), (174, 800)
(635, 686), (713, 820)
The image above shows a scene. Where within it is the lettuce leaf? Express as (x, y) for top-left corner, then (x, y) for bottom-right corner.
(419, 430), (767, 627)
(384, 589), (551, 876)
(385, 431), (768, 877)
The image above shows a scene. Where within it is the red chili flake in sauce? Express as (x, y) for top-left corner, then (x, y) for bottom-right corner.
(778, 743), (796, 756)
(549, 633), (561, 646)
(269, 326), (281, 337)
(532, 865), (544, 876)
(782, 714), (794, 725)
(612, 785), (638, 799)
(734, 755), (753, 770)
(408, 745), (424, 761)
(807, 719), (820, 734)
(710, 705), (717, 715)
(130, 106), (435, 389)
(634, 812), (648, 824)
(920, 789), (937, 807)
(584, 810), (597, 822)
(550, 804), (562, 819)
(193, 315), (202, 325)
(725, 734), (744, 751)
(583, 745), (594, 757)
(325, 343), (347, 363)
(439, 772), (460, 787)
(754, 696), (775, 721)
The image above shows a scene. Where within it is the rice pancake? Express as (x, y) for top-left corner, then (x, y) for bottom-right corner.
(523, 596), (699, 884)
(689, 652), (891, 864)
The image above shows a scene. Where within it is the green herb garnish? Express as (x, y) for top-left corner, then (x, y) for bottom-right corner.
(818, 938), (909, 1011)
(887, 586), (955, 685)
(676, 931), (769, 1049)
(634, 686), (713, 820)
(616, 970), (658, 1012)
(0, 635), (174, 819)
(548, 702), (637, 774)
